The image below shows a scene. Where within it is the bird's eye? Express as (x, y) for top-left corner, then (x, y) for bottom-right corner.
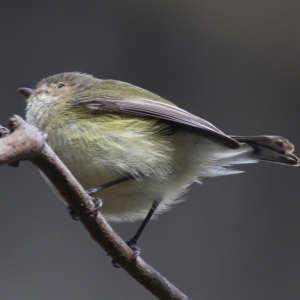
(56, 83), (66, 89)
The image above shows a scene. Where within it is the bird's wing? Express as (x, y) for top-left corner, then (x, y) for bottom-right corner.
(71, 95), (241, 149)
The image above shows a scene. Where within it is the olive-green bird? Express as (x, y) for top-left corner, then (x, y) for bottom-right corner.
(19, 72), (299, 254)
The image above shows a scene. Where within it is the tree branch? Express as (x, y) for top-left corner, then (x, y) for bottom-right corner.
(0, 115), (190, 300)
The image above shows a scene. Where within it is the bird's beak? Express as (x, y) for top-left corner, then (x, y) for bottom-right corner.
(18, 87), (34, 98)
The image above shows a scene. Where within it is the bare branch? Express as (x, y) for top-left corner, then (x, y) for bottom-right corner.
(0, 116), (45, 166)
(0, 116), (190, 300)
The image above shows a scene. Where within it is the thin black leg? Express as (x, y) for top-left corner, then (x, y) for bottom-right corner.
(86, 175), (134, 195)
(67, 175), (133, 219)
(112, 199), (162, 268)
(129, 199), (161, 246)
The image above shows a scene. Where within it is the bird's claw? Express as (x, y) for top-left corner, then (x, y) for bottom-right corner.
(92, 197), (103, 211)
(112, 238), (141, 268)
(67, 197), (102, 220)
(67, 205), (79, 220)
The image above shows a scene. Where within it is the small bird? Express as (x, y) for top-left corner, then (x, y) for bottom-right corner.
(19, 72), (299, 255)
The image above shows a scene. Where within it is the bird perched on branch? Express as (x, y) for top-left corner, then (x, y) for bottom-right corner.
(19, 72), (299, 257)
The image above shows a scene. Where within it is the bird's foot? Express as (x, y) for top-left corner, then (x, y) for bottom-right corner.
(67, 205), (79, 220)
(112, 238), (141, 268)
(92, 197), (103, 211)
(67, 197), (103, 220)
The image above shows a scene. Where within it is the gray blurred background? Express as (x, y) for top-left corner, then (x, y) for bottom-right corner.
(0, 1), (299, 299)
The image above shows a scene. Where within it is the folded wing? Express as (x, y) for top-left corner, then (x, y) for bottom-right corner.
(71, 95), (241, 149)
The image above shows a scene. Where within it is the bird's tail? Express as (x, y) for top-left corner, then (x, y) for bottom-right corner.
(231, 135), (300, 166)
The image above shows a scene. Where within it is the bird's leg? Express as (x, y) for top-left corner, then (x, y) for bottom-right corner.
(86, 175), (134, 195)
(112, 199), (162, 268)
(67, 175), (133, 220)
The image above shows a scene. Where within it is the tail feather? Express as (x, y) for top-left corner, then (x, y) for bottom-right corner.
(232, 135), (300, 166)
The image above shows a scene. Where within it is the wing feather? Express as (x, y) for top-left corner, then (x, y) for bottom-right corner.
(71, 95), (241, 149)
